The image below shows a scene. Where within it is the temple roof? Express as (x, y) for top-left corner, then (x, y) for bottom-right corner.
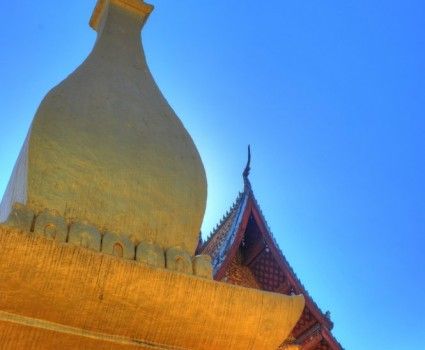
(202, 189), (248, 274)
(201, 179), (343, 350)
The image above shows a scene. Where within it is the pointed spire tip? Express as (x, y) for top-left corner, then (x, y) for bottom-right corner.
(243, 145), (251, 186)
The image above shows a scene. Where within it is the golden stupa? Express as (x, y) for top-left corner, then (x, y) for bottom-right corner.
(0, 1), (305, 349)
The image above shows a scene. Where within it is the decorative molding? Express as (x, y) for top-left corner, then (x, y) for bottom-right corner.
(1, 203), (212, 279)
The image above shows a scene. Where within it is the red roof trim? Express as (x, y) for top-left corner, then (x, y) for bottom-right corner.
(249, 199), (333, 330)
(321, 327), (343, 350)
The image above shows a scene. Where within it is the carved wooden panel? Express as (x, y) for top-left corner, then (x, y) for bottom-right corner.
(249, 250), (286, 291)
(224, 250), (261, 289)
(293, 307), (319, 338)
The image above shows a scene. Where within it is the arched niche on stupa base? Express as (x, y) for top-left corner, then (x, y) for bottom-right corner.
(68, 222), (101, 252)
(0, 202), (214, 277)
(166, 246), (193, 275)
(33, 209), (68, 243)
(1, 203), (207, 279)
(193, 255), (213, 280)
(2, 203), (34, 232)
(101, 231), (135, 260)
(136, 241), (165, 268)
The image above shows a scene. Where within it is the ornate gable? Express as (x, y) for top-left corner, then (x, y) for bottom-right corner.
(201, 176), (343, 350)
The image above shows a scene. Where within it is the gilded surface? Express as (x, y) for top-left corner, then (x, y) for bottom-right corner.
(0, 1), (207, 254)
(0, 227), (305, 350)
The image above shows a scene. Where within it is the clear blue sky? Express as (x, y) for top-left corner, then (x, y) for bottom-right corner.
(1, 1), (424, 348)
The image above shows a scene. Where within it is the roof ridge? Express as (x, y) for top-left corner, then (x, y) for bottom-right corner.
(202, 190), (245, 247)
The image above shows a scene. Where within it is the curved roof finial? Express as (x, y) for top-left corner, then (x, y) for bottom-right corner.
(243, 145), (251, 187)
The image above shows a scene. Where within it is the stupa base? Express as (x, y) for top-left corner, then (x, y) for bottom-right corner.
(0, 317), (158, 350)
(0, 227), (304, 350)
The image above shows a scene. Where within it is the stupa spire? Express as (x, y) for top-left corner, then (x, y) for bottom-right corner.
(90, 0), (154, 31)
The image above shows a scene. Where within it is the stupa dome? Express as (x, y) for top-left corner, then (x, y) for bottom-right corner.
(0, 0), (207, 254)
